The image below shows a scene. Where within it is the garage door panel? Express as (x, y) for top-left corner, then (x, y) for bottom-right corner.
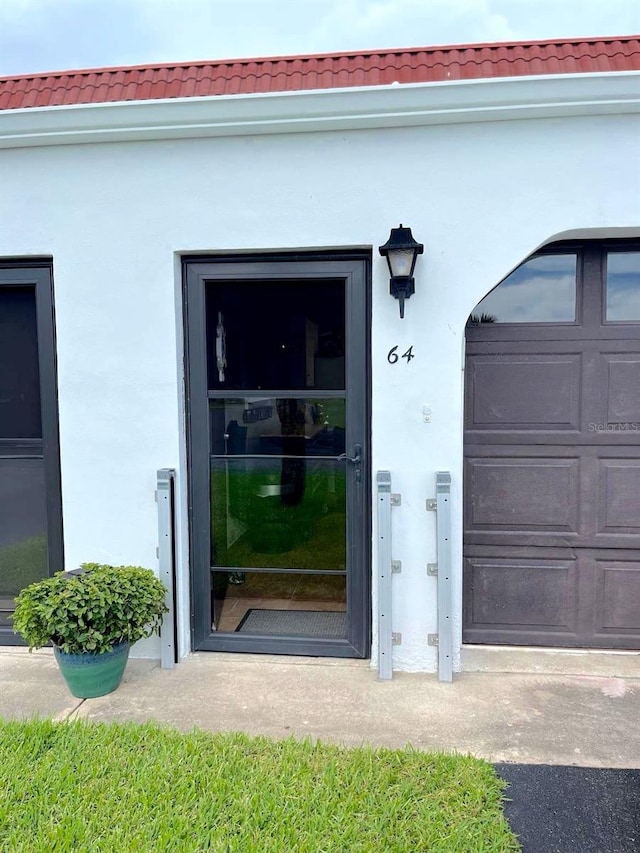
(465, 458), (579, 532)
(463, 557), (579, 638)
(596, 459), (640, 539)
(466, 354), (581, 431)
(604, 355), (640, 424)
(593, 559), (640, 642)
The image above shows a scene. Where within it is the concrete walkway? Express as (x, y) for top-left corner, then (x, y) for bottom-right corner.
(1, 648), (638, 768)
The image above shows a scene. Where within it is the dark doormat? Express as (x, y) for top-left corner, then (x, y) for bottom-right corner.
(236, 609), (347, 637)
(495, 764), (640, 853)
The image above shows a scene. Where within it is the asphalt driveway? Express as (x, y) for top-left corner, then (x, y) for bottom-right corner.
(496, 764), (640, 853)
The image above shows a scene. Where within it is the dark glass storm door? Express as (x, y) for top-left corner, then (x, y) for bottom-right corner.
(0, 263), (62, 641)
(184, 255), (370, 656)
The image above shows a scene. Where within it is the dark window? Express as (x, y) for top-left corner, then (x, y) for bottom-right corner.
(606, 251), (640, 322)
(209, 398), (345, 456)
(205, 280), (345, 390)
(0, 458), (48, 608)
(0, 287), (42, 439)
(469, 254), (577, 324)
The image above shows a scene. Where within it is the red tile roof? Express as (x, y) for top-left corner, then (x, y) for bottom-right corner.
(1, 36), (638, 111)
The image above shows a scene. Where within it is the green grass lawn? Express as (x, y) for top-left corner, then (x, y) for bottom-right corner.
(0, 720), (519, 853)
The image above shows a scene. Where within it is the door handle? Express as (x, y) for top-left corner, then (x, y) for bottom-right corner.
(337, 444), (362, 465)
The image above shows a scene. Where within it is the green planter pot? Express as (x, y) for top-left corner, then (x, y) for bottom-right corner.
(53, 641), (130, 699)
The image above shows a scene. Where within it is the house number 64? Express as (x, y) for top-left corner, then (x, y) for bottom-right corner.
(387, 345), (415, 364)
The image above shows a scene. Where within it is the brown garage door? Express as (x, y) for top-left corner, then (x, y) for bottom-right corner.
(464, 242), (640, 649)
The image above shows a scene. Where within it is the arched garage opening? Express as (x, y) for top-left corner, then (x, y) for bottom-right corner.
(463, 241), (640, 649)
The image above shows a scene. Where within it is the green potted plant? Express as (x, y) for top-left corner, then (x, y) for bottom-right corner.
(12, 563), (168, 699)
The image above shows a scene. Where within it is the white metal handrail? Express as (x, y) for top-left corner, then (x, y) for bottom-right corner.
(156, 468), (177, 669)
(376, 470), (395, 680)
(432, 471), (453, 682)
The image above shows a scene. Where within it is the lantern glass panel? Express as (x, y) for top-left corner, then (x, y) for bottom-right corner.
(388, 249), (415, 277)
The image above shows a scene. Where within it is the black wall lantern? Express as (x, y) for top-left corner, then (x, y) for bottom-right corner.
(379, 224), (424, 318)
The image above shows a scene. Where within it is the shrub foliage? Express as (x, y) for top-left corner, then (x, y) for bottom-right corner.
(12, 564), (168, 654)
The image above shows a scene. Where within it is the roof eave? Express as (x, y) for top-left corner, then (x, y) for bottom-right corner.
(1, 71), (638, 150)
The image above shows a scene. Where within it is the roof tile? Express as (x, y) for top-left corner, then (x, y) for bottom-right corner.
(1, 36), (638, 110)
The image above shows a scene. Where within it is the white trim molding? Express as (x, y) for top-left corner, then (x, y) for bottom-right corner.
(1, 71), (639, 149)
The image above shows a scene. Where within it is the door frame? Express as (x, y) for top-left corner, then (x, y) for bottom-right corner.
(182, 250), (371, 657)
(0, 259), (63, 644)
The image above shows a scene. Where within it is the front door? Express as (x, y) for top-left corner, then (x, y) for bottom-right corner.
(184, 254), (370, 656)
(0, 262), (62, 642)
(464, 242), (640, 649)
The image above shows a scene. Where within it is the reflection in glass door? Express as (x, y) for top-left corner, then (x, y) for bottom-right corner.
(0, 265), (62, 639)
(185, 256), (370, 657)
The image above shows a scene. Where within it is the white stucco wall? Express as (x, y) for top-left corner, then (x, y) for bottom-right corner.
(1, 93), (639, 667)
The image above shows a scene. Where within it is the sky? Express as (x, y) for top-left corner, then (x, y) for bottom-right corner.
(0, 0), (639, 76)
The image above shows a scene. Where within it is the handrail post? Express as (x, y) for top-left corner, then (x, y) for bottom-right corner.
(435, 471), (453, 682)
(156, 468), (177, 669)
(376, 471), (393, 680)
